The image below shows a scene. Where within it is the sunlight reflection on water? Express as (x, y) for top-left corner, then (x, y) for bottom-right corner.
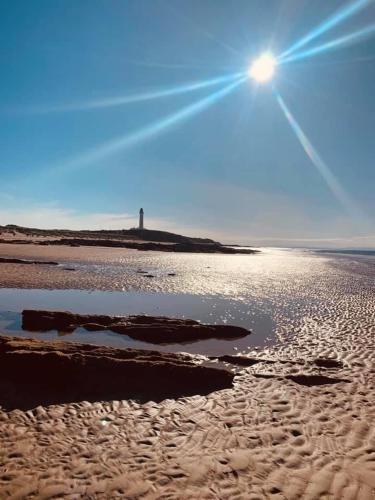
(0, 289), (275, 355)
(0, 248), (359, 356)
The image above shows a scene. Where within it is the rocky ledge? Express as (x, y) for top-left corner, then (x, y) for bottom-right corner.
(0, 335), (234, 410)
(0, 257), (58, 265)
(38, 238), (257, 254)
(22, 310), (250, 344)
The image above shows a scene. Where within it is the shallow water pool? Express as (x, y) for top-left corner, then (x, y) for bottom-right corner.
(0, 288), (275, 356)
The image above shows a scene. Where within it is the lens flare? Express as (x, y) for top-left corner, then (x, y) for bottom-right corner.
(51, 76), (247, 173)
(276, 91), (364, 221)
(248, 53), (276, 83)
(280, 0), (371, 60)
(279, 24), (375, 64)
(28, 72), (244, 114)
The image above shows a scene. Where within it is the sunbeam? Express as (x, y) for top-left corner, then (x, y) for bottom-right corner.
(28, 72), (244, 114)
(280, 0), (372, 60)
(279, 24), (375, 64)
(276, 91), (365, 222)
(50, 76), (246, 173)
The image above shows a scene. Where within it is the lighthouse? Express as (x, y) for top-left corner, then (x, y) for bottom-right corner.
(139, 208), (144, 230)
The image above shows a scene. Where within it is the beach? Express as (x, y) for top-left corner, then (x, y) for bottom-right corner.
(0, 243), (374, 498)
(3, 0), (375, 496)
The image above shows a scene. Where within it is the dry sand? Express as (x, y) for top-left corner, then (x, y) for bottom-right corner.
(0, 242), (374, 499)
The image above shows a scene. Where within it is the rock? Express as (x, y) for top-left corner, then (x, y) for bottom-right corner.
(0, 335), (234, 410)
(22, 310), (251, 344)
(286, 374), (349, 386)
(37, 238), (258, 254)
(313, 358), (343, 369)
(212, 355), (281, 367)
(0, 224), (260, 254)
(22, 310), (114, 332)
(0, 257), (58, 265)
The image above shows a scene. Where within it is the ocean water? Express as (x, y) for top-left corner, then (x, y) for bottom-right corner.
(0, 248), (374, 355)
(318, 249), (375, 257)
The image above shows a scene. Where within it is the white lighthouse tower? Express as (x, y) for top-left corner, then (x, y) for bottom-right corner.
(139, 208), (144, 230)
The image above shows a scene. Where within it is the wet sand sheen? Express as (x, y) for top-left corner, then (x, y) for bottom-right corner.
(0, 245), (374, 498)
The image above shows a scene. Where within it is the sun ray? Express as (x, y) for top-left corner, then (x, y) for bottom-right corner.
(50, 76), (247, 174)
(280, 0), (372, 60)
(280, 24), (375, 64)
(28, 72), (245, 114)
(275, 91), (365, 222)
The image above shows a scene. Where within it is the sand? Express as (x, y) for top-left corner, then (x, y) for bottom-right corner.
(0, 242), (138, 290)
(0, 242), (374, 498)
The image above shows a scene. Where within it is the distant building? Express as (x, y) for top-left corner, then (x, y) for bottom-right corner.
(139, 208), (144, 230)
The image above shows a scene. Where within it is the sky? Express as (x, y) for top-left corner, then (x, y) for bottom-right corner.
(1, 0), (375, 248)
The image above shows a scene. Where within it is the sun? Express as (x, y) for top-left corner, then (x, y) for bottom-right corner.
(248, 53), (276, 83)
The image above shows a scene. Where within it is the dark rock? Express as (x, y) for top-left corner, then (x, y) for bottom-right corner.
(0, 257), (58, 265)
(37, 238), (257, 254)
(213, 356), (308, 369)
(252, 373), (349, 386)
(0, 335), (234, 410)
(314, 358), (343, 369)
(0, 239), (33, 245)
(286, 374), (349, 386)
(22, 310), (114, 332)
(213, 355), (264, 367)
(22, 310), (250, 344)
(212, 355), (281, 367)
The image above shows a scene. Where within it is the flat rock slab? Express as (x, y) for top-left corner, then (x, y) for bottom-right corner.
(0, 335), (234, 410)
(0, 257), (58, 265)
(22, 310), (250, 344)
(313, 358), (343, 369)
(286, 374), (349, 386)
(254, 373), (349, 386)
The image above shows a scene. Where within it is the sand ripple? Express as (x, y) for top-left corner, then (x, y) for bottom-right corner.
(0, 248), (374, 498)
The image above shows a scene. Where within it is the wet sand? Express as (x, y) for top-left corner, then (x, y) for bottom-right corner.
(0, 242), (374, 498)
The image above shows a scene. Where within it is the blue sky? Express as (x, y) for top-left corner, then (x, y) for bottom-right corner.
(1, 0), (375, 247)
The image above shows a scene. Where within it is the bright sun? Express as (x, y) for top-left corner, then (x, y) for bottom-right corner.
(249, 53), (276, 83)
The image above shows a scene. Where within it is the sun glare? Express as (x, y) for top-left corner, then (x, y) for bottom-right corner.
(249, 53), (276, 83)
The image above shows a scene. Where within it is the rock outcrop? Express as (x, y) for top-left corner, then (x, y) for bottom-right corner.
(0, 224), (259, 253)
(38, 238), (257, 254)
(0, 335), (234, 410)
(22, 310), (250, 344)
